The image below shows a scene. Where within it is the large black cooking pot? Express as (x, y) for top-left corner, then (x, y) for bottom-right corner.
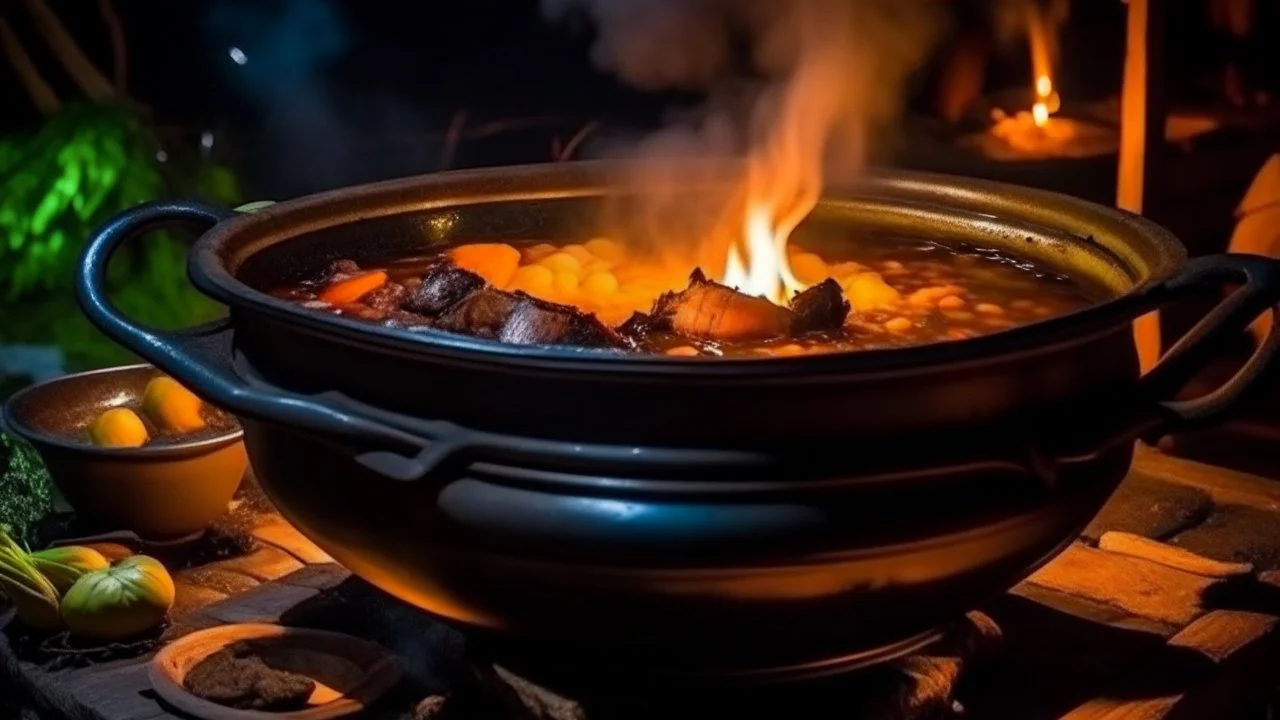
(76, 162), (1280, 685)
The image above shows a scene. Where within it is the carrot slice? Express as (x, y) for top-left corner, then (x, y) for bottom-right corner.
(319, 270), (388, 304)
(450, 244), (521, 288)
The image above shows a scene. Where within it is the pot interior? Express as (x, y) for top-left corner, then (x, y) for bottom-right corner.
(228, 170), (1182, 303)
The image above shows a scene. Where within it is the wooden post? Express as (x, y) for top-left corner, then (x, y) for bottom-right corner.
(1117, 0), (1167, 373)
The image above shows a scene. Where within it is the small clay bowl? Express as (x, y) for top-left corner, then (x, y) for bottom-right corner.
(150, 623), (401, 720)
(3, 364), (246, 540)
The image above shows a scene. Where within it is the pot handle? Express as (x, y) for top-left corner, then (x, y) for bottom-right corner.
(1139, 253), (1280, 433)
(75, 201), (458, 480)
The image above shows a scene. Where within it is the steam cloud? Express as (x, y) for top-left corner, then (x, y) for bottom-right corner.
(543, 0), (939, 166)
(542, 0), (942, 271)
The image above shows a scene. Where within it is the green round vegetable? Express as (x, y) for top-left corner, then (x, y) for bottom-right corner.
(60, 555), (175, 640)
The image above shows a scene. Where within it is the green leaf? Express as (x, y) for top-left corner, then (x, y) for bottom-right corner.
(0, 434), (54, 546)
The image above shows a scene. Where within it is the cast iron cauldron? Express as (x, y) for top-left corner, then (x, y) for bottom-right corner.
(77, 162), (1280, 685)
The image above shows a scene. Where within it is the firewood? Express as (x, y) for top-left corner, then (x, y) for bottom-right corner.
(1098, 532), (1254, 578)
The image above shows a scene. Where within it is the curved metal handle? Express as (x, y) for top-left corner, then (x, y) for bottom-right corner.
(1140, 254), (1280, 433)
(74, 200), (458, 480)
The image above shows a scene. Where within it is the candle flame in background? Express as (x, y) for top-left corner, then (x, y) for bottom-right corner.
(541, 0), (940, 305)
(1035, 75), (1053, 98)
(1025, 3), (1061, 129)
(1032, 98), (1050, 127)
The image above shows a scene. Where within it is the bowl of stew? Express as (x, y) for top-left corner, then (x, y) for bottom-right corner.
(3, 365), (246, 540)
(73, 162), (1280, 683)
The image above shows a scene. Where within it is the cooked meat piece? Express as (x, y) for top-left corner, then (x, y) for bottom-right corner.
(337, 304), (387, 322)
(498, 295), (625, 348)
(386, 257), (451, 283)
(652, 269), (793, 342)
(381, 309), (435, 330)
(328, 259), (362, 276)
(790, 278), (850, 334)
(364, 281), (408, 312)
(616, 311), (666, 350)
(434, 288), (522, 337)
(403, 264), (487, 315)
(618, 311), (659, 338)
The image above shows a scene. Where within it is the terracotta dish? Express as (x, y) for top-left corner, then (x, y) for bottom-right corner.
(149, 623), (401, 720)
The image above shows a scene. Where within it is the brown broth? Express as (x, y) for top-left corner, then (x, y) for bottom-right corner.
(269, 237), (1098, 356)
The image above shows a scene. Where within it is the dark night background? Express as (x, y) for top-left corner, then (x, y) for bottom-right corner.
(3, 0), (1272, 202)
(1, 0), (1277, 379)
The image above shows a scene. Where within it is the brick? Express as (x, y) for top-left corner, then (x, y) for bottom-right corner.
(207, 545), (304, 583)
(175, 567), (258, 596)
(251, 518), (333, 565)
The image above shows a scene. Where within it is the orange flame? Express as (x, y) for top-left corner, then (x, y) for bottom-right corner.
(717, 3), (843, 304)
(1026, 5), (1059, 129)
(1032, 95), (1051, 128)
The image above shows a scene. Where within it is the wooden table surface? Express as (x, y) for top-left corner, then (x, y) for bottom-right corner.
(3, 445), (1280, 720)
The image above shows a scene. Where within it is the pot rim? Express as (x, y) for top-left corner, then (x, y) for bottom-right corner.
(187, 161), (1185, 373)
(3, 363), (245, 458)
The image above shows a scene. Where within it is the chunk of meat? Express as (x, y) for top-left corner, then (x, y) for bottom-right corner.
(327, 259), (361, 276)
(364, 281), (408, 312)
(403, 264), (487, 315)
(434, 288), (522, 338)
(617, 311), (660, 340)
(790, 278), (850, 334)
(380, 309), (434, 330)
(651, 269), (793, 342)
(498, 295), (625, 348)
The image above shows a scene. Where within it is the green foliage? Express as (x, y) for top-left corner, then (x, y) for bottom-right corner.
(0, 433), (54, 546)
(0, 103), (243, 371)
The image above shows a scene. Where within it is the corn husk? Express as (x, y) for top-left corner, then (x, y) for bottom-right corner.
(0, 531), (62, 630)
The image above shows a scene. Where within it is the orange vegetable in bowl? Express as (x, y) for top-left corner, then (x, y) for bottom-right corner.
(319, 270), (388, 305)
(89, 408), (149, 448)
(142, 377), (206, 433)
(451, 244), (521, 288)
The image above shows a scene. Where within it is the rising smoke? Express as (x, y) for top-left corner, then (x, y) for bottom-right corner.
(542, 0), (942, 272)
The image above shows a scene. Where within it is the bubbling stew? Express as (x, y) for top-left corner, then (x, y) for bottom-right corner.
(268, 237), (1098, 357)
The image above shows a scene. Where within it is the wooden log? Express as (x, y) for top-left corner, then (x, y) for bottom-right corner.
(1061, 611), (1280, 720)
(1097, 532), (1254, 577)
(857, 611), (1003, 720)
(1133, 444), (1280, 509)
(1024, 544), (1215, 627)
